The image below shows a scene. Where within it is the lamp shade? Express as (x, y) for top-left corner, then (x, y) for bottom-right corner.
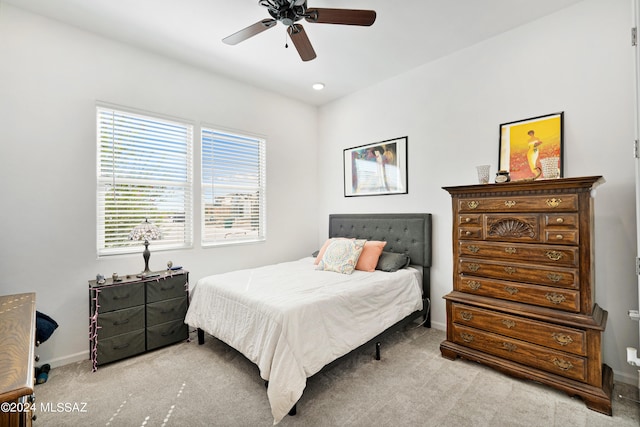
(128, 218), (162, 242)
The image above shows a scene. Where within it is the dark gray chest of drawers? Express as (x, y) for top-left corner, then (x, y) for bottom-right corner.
(89, 270), (189, 369)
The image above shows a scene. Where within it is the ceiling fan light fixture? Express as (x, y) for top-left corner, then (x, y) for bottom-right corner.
(312, 82), (325, 91)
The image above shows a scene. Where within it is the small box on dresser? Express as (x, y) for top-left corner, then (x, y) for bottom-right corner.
(89, 270), (189, 369)
(440, 176), (613, 415)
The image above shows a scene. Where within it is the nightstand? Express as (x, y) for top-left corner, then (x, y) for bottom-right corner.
(89, 270), (189, 370)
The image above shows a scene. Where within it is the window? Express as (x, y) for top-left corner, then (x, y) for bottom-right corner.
(201, 127), (266, 246)
(97, 106), (193, 256)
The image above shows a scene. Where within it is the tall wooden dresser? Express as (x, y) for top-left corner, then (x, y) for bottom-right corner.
(0, 293), (36, 427)
(440, 176), (612, 415)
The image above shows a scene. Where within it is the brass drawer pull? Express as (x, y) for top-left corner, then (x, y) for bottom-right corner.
(460, 311), (473, 321)
(555, 234), (564, 240)
(556, 217), (564, 224)
(552, 333), (574, 346)
(467, 280), (481, 290)
(552, 357), (573, 371)
(504, 200), (516, 208)
(505, 247), (517, 254)
(501, 319), (516, 329)
(545, 293), (566, 305)
(547, 273), (562, 283)
(467, 263), (480, 272)
(504, 267), (516, 274)
(546, 198), (563, 208)
(545, 251), (564, 261)
(465, 217), (472, 222)
(461, 333), (474, 343)
(465, 231), (472, 236)
(504, 286), (518, 295)
(468, 245), (480, 253)
(467, 201), (479, 209)
(502, 342), (518, 352)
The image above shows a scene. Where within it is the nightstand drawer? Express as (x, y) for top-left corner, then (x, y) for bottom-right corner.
(97, 305), (145, 339)
(147, 296), (188, 327)
(97, 329), (145, 365)
(146, 319), (188, 350)
(451, 323), (586, 382)
(97, 282), (145, 312)
(147, 275), (187, 303)
(451, 303), (586, 355)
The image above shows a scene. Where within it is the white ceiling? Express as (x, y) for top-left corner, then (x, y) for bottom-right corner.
(4, 0), (584, 106)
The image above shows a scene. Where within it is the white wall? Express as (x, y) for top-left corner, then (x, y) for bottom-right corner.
(317, 0), (639, 385)
(0, 4), (319, 366)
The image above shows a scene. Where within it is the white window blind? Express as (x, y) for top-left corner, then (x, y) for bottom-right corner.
(201, 127), (266, 246)
(97, 106), (193, 256)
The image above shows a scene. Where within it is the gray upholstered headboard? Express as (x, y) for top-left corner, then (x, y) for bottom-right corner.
(328, 213), (432, 268)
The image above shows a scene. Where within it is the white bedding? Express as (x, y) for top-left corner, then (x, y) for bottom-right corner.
(184, 256), (423, 424)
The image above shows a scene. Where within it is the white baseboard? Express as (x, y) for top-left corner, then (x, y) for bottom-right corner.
(42, 350), (89, 369)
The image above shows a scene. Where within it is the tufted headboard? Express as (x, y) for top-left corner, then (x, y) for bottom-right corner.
(328, 213), (432, 323)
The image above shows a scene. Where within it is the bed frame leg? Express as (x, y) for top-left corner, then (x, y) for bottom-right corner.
(197, 328), (205, 345)
(289, 404), (297, 416)
(375, 342), (381, 360)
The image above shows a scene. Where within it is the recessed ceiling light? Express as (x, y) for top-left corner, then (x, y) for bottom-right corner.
(312, 82), (325, 91)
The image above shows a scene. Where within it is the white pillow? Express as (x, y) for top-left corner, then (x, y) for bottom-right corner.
(316, 239), (366, 274)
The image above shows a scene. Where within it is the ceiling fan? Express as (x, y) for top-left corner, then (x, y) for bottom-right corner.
(222, 0), (377, 62)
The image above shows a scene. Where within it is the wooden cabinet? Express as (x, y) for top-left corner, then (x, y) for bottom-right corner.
(89, 270), (189, 370)
(440, 176), (613, 415)
(0, 293), (36, 427)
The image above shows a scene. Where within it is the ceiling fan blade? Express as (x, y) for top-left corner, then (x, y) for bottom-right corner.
(305, 8), (376, 26)
(222, 19), (277, 45)
(287, 24), (316, 62)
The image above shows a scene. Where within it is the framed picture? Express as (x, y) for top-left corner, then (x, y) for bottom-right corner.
(344, 136), (408, 197)
(498, 112), (564, 181)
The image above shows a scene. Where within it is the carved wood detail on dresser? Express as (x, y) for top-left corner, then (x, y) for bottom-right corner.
(0, 292), (36, 427)
(440, 176), (613, 415)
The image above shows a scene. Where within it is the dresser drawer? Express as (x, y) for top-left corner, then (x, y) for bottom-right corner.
(97, 282), (145, 312)
(485, 214), (540, 243)
(458, 241), (578, 267)
(97, 329), (145, 365)
(457, 194), (578, 213)
(147, 296), (188, 327)
(458, 258), (578, 289)
(451, 303), (586, 355)
(97, 305), (145, 339)
(456, 276), (580, 312)
(147, 319), (188, 350)
(147, 274), (187, 303)
(451, 323), (586, 381)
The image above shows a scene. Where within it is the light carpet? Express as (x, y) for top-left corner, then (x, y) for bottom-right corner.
(34, 326), (639, 426)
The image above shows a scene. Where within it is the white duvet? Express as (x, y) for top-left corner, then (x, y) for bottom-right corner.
(184, 257), (423, 424)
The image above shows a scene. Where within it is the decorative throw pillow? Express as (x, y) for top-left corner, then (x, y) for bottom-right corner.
(314, 237), (350, 264)
(317, 239), (366, 274)
(355, 240), (387, 272)
(376, 251), (411, 272)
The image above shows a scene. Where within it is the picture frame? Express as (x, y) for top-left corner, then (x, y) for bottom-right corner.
(498, 112), (564, 181)
(344, 136), (408, 197)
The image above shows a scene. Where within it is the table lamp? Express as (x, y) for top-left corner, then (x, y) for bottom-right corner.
(128, 218), (162, 276)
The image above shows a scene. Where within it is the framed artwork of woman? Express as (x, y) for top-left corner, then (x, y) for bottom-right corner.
(498, 112), (564, 181)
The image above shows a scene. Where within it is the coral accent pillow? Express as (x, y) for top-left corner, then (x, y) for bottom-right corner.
(316, 239), (366, 274)
(355, 240), (387, 272)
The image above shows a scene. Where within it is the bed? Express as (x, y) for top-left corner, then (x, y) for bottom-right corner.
(184, 213), (432, 424)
